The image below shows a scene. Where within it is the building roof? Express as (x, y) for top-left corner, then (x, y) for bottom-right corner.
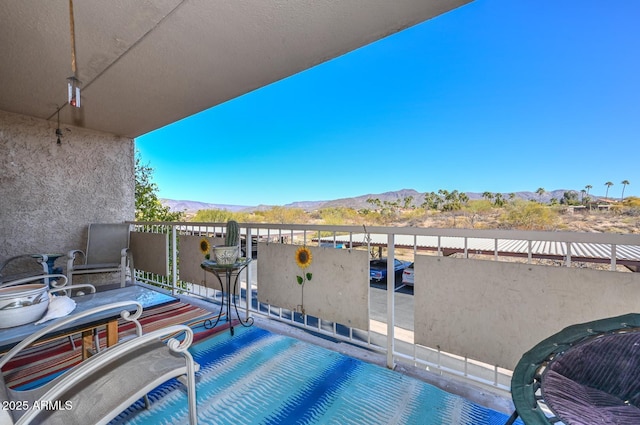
(318, 233), (640, 269)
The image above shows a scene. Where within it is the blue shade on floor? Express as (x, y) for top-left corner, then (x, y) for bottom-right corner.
(111, 326), (522, 425)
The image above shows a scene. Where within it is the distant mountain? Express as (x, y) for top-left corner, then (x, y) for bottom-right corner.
(161, 199), (249, 213)
(315, 188), (424, 210)
(162, 189), (602, 213)
(283, 189), (599, 210)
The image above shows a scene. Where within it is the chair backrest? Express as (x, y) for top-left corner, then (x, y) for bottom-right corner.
(85, 223), (131, 264)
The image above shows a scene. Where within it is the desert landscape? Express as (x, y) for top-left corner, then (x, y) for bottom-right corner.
(173, 190), (640, 235)
(407, 205), (640, 234)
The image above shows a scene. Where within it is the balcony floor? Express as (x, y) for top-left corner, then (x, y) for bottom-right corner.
(2, 284), (519, 424)
(161, 291), (519, 424)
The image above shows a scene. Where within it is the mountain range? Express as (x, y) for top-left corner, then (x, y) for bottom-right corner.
(162, 188), (601, 213)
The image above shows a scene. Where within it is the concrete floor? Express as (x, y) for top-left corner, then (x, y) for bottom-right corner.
(176, 289), (517, 416)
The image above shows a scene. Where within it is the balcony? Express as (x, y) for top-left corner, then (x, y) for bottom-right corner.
(2, 221), (639, 423)
(112, 221), (638, 421)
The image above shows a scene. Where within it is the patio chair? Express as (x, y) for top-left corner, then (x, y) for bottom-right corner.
(67, 223), (131, 288)
(0, 273), (68, 290)
(507, 313), (640, 424)
(0, 254), (52, 285)
(0, 301), (198, 424)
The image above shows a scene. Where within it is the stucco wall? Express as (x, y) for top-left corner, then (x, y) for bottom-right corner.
(0, 110), (135, 272)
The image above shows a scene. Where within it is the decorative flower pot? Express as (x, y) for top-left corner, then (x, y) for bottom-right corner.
(0, 283), (50, 328)
(213, 245), (239, 265)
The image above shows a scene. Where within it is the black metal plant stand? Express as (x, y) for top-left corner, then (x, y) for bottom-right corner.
(201, 258), (253, 336)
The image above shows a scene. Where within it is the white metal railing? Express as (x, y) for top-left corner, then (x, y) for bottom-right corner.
(129, 221), (640, 393)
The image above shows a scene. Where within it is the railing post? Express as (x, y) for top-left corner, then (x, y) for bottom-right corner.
(386, 233), (395, 369)
(611, 244), (617, 271)
(464, 237), (468, 258)
(245, 226), (253, 318)
(171, 223), (178, 296)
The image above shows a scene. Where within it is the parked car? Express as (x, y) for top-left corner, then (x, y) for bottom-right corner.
(369, 258), (411, 282)
(241, 237), (259, 259)
(402, 263), (414, 286)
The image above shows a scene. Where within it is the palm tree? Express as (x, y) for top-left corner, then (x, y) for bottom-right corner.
(535, 188), (545, 203)
(605, 182), (614, 199)
(402, 196), (414, 209)
(621, 180), (630, 201)
(584, 185), (593, 209)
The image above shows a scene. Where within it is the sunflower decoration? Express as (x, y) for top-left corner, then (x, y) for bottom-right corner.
(295, 246), (313, 285)
(199, 237), (211, 259)
(295, 246), (313, 315)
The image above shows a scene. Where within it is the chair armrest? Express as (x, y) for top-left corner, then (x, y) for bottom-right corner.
(0, 301), (143, 369)
(0, 274), (68, 289)
(120, 248), (130, 268)
(66, 249), (86, 270)
(49, 283), (96, 297)
(14, 324), (196, 425)
(0, 254), (36, 274)
(0, 254), (48, 284)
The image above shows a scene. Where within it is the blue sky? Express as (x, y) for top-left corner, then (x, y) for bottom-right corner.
(137, 0), (640, 206)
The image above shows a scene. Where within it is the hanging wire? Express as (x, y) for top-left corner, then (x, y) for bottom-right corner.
(67, 0), (81, 107)
(56, 108), (62, 145)
(69, 0), (77, 75)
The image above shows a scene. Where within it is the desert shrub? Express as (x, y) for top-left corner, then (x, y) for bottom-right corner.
(319, 207), (360, 225)
(465, 199), (494, 214)
(623, 197), (640, 207)
(500, 200), (559, 230)
(233, 211), (256, 222)
(255, 206), (309, 224)
(401, 207), (429, 222)
(622, 208), (640, 217)
(356, 209), (390, 225)
(192, 208), (234, 223)
(620, 197), (640, 213)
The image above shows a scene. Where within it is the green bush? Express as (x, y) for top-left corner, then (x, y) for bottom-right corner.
(192, 209), (234, 223)
(319, 207), (360, 225)
(500, 200), (559, 230)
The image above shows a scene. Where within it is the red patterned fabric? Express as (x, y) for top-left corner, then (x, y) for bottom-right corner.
(1, 301), (222, 389)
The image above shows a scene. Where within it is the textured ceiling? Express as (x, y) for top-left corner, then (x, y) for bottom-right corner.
(0, 0), (471, 138)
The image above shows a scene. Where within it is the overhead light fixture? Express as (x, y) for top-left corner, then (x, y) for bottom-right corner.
(67, 0), (81, 108)
(67, 76), (81, 108)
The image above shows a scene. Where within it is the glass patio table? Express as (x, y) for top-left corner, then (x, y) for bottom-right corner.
(0, 285), (176, 357)
(201, 258), (254, 335)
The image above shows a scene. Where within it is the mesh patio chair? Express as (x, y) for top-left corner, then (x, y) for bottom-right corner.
(66, 223), (131, 288)
(0, 301), (198, 424)
(507, 313), (640, 424)
(0, 254), (54, 285)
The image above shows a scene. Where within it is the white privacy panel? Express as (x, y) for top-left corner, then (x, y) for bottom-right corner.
(178, 235), (225, 291)
(414, 255), (640, 369)
(129, 231), (168, 276)
(257, 243), (370, 330)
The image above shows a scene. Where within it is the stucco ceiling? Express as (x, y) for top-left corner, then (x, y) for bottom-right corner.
(0, 0), (470, 138)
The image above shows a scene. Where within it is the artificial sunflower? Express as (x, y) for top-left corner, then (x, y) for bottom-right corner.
(295, 246), (313, 269)
(199, 238), (210, 256)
